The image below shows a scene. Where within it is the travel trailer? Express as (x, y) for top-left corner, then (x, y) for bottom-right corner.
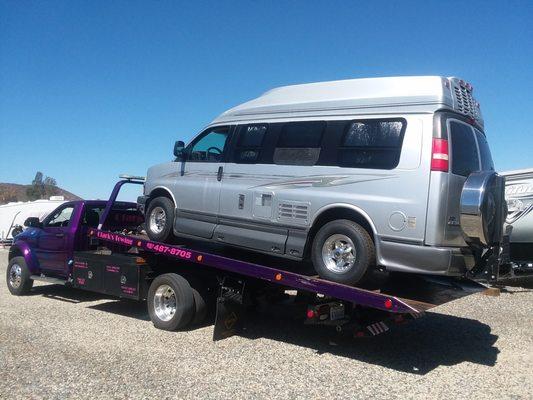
(502, 168), (533, 266)
(0, 197), (66, 242)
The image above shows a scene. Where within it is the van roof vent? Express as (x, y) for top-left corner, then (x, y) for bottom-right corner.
(452, 84), (480, 121)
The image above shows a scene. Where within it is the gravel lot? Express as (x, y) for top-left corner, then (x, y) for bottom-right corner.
(0, 249), (532, 400)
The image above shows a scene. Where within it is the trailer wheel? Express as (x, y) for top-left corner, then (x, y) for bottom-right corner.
(146, 196), (175, 243)
(6, 256), (33, 296)
(311, 219), (375, 285)
(147, 273), (195, 331)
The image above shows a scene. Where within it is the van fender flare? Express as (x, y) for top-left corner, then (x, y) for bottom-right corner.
(310, 203), (382, 261)
(148, 186), (178, 210)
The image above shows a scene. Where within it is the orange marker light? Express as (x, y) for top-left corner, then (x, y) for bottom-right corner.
(137, 241), (142, 247)
(197, 255), (203, 262)
(275, 273), (283, 281)
(384, 298), (393, 309)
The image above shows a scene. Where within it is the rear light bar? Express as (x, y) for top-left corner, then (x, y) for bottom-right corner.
(431, 138), (449, 172)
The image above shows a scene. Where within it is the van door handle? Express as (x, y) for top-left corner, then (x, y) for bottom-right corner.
(217, 166), (223, 182)
(55, 233), (64, 238)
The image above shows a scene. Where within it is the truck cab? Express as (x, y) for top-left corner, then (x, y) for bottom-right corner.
(8, 200), (142, 279)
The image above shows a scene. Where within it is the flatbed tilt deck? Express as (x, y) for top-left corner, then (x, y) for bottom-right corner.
(75, 178), (491, 340)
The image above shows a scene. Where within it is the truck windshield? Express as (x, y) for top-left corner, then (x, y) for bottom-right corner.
(475, 129), (495, 171)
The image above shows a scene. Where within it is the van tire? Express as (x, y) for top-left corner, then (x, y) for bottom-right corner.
(146, 196), (175, 243)
(147, 273), (195, 331)
(311, 219), (375, 285)
(6, 256), (33, 296)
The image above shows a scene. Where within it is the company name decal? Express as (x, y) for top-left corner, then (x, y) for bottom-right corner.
(94, 229), (193, 260)
(96, 231), (134, 246)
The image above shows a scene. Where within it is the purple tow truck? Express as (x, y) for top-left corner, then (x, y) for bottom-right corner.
(6, 178), (499, 340)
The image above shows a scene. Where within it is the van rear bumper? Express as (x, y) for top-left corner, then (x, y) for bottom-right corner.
(378, 239), (475, 275)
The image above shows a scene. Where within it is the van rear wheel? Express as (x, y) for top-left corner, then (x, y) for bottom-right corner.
(311, 220), (375, 285)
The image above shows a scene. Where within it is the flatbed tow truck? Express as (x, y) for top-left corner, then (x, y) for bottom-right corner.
(7, 178), (503, 341)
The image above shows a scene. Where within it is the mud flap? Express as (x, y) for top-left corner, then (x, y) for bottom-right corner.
(213, 278), (245, 341)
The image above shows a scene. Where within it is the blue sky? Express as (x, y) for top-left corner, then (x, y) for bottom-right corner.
(1, 0), (532, 200)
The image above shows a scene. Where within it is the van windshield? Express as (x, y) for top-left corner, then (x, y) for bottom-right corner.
(474, 129), (495, 171)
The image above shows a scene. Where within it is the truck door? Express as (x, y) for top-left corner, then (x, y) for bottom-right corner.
(173, 126), (232, 239)
(36, 203), (77, 276)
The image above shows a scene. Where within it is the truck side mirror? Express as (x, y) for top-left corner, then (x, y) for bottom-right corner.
(24, 217), (42, 229)
(174, 140), (185, 160)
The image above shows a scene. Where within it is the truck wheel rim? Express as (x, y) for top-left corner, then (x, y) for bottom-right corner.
(154, 284), (177, 322)
(9, 264), (22, 289)
(322, 234), (356, 273)
(149, 206), (166, 234)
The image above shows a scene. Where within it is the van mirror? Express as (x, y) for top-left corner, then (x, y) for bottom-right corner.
(24, 217), (42, 229)
(174, 140), (185, 160)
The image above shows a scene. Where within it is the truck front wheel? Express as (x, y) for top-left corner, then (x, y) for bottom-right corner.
(147, 273), (195, 331)
(6, 256), (33, 296)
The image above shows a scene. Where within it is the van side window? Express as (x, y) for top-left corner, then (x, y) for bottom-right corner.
(234, 124), (267, 163)
(474, 129), (495, 171)
(273, 121), (325, 166)
(450, 121), (480, 176)
(338, 119), (406, 169)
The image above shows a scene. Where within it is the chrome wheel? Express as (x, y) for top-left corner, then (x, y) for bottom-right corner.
(149, 206), (166, 234)
(153, 284), (177, 322)
(321, 234), (356, 274)
(9, 263), (22, 289)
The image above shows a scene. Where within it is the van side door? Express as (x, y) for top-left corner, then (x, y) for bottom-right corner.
(174, 126), (232, 239)
(215, 123), (292, 254)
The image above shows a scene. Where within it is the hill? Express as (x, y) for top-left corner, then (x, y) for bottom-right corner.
(0, 183), (82, 205)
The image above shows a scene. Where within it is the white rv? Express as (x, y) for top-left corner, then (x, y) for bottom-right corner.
(502, 168), (533, 264)
(0, 198), (66, 241)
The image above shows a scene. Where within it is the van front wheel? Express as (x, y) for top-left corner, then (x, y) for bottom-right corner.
(146, 196), (175, 242)
(311, 220), (375, 285)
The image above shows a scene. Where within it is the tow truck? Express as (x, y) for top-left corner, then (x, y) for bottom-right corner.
(6, 177), (502, 340)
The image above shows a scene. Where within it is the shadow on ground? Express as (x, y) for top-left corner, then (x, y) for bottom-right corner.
(29, 283), (499, 375)
(240, 311), (499, 375)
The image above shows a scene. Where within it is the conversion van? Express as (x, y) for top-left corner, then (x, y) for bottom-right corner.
(138, 76), (506, 285)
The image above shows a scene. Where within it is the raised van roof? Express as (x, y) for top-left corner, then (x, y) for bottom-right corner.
(212, 76), (483, 128)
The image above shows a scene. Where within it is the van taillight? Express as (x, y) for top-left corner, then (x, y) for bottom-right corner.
(431, 138), (449, 172)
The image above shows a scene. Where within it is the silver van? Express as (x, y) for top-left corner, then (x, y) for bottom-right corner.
(138, 76), (506, 284)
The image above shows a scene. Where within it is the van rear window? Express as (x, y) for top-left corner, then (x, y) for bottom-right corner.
(450, 121), (480, 176)
(475, 129), (495, 171)
(338, 119), (406, 169)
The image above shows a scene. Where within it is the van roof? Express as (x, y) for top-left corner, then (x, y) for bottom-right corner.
(212, 76), (483, 128)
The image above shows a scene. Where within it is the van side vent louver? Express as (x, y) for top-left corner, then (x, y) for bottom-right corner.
(278, 202), (309, 224)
